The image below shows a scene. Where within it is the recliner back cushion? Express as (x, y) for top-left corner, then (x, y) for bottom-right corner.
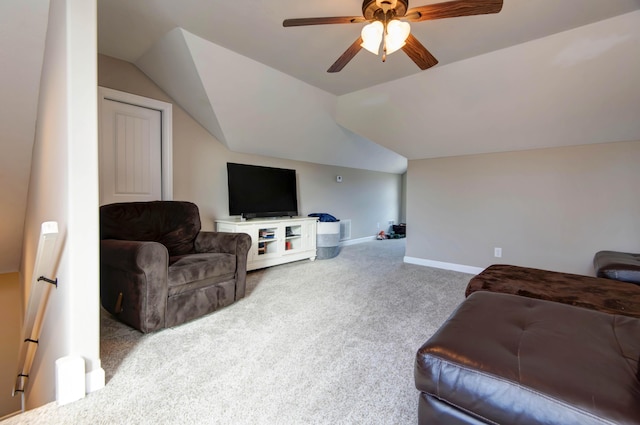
(100, 201), (201, 256)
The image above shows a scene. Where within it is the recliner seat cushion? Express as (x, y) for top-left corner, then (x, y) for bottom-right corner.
(165, 279), (236, 328)
(415, 291), (640, 425)
(168, 253), (236, 295)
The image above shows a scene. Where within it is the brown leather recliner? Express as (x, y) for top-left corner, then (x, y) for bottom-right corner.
(100, 201), (251, 333)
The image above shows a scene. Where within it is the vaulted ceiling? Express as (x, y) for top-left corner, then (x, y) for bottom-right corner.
(96, 0), (640, 174)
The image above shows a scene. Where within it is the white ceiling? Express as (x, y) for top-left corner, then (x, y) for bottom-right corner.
(96, 0), (640, 174)
(338, 11), (640, 159)
(98, 0), (640, 95)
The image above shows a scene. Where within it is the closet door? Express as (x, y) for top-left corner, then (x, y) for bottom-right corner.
(99, 98), (162, 205)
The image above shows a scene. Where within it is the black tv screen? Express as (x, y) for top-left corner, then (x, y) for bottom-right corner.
(227, 163), (298, 219)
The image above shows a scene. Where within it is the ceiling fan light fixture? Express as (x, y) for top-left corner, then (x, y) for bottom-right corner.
(384, 19), (410, 55)
(361, 21), (384, 54)
(284, 0), (503, 72)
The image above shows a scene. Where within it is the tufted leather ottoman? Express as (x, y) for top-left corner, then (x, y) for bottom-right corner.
(415, 291), (640, 425)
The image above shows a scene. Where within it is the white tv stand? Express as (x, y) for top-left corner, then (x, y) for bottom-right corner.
(215, 217), (317, 271)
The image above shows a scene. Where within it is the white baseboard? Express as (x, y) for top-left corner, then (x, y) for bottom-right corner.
(56, 356), (86, 406)
(339, 236), (376, 246)
(85, 367), (105, 393)
(403, 256), (484, 275)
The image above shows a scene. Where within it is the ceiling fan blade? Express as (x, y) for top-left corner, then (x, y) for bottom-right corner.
(405, 0), (503, 22)
(327, 37), (364, 73)
(283, 16), (366, 27)
(402, 34), (439, 70)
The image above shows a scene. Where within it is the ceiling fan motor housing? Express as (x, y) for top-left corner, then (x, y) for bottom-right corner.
(363, 0), (408, 20)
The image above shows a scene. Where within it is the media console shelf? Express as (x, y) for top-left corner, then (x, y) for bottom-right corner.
(215, 217), (317, 271)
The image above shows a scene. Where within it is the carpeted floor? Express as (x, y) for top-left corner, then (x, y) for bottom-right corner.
(5, 239), (472, 425)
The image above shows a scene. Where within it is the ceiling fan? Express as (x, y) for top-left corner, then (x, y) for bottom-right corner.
(283, 0), (503, 73)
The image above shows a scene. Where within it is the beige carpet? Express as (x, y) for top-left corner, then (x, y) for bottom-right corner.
(5, 239), (472, 425)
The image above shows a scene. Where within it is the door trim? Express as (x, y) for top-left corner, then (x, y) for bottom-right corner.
(98, 86), (173, 200)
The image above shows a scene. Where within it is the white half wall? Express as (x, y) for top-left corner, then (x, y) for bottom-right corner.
(21, 0), (103, 410)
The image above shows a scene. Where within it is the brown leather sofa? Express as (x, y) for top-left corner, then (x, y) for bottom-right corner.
(100, 201), (251, 333)
(415, 291), (640, 424)
(594, 250), (640, 285)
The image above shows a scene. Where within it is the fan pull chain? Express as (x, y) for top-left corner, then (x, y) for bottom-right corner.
(382, 11), (389, 62)
(382, 30), (388, 62)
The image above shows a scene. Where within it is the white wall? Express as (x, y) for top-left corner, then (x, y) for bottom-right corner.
(405, 141), (640, 276)
(20, 0), (102, 410)
(98, 55), (404, 240)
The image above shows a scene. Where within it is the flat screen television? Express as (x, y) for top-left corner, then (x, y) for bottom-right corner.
(227, 162), (298, 219)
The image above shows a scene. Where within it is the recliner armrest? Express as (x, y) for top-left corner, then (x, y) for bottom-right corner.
(195, 231), (251, 255)
(195, 232), (252, 299)
(101, 239), (168, 271)
(100, 239), (169, 333)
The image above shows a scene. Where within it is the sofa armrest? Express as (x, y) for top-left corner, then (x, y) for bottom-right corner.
(195, 232), (252, 299)
(100, 239), (169, 333)
(594, 250), (640, 285)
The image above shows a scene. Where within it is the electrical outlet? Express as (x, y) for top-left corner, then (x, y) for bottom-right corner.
(494, 247), (502, 258)
(388, 220), (394, 225)
(377, 222), (380, 229)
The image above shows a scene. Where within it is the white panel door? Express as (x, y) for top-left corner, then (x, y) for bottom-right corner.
(99, 99), (162, 205)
